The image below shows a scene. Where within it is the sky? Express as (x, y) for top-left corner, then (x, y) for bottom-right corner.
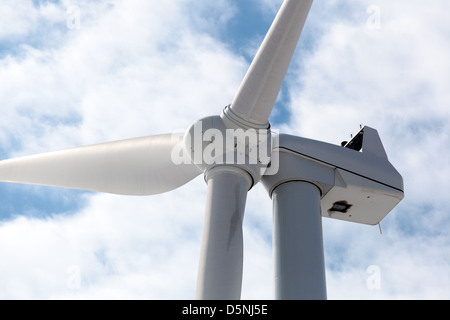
(0, 0), (449, 300)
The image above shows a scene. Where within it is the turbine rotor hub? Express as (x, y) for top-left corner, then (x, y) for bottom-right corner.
(183, 108), (273, 188)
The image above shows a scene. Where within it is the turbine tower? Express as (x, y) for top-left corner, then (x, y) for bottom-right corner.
(0, 0), (404, 300)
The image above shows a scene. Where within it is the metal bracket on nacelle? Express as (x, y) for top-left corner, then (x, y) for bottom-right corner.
(262, 127), (404, 225)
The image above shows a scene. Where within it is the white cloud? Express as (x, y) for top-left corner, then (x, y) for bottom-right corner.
(1, 0), (449, 300)
(0, 1), (66, 39)
(1, 0), (247, 154)
(0, 186), (203, 299)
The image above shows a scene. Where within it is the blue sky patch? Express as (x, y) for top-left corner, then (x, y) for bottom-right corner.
(0, 183), (91, 221)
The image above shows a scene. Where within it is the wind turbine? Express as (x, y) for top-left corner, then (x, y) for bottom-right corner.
(0, 0), (404, 300)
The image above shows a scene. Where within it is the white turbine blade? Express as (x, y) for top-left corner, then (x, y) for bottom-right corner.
(230, 0), (313, 126)
(0, 134), (201, 196)
(196, 167), (252, 300)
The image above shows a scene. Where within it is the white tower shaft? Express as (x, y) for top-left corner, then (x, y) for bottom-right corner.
(272, 181), (327, 300)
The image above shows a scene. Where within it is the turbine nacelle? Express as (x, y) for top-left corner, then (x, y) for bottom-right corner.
(262, 126), (404, 225)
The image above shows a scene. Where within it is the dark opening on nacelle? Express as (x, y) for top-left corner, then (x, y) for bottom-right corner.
(329, 201), (353, 213)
